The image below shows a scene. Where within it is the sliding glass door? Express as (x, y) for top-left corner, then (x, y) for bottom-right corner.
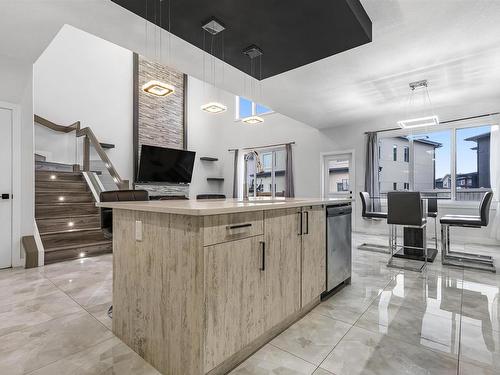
(244, 147), (286, 198)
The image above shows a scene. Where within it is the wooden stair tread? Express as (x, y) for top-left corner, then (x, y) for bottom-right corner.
(43, 239), (111, 252)
(39, 227), (102, 236)
(42, 229), (110, 251)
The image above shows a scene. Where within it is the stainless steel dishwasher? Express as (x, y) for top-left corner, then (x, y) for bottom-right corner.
(323, 203), (352, 298)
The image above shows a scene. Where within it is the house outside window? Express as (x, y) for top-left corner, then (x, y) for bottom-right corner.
(377, 123), (494, 201)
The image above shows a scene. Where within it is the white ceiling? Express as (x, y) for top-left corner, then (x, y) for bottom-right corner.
(1, 0), (499, 130)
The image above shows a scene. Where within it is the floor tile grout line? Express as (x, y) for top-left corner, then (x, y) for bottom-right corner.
(315, 274), (395, 371)
(42, 269), (113, 332)
(268, 342), (321, 368)
(22, 336), (118, 375)
(11, 268), (117, 374)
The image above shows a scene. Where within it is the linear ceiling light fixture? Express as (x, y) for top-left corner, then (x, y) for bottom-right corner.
(397, 79), (439, 129)
(143, 0), (175, 97)
(242, 45), (265, 125)
(200, 18), (227, 114)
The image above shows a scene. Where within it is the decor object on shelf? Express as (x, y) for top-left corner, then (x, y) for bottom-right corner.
(397, 79), (439, 129)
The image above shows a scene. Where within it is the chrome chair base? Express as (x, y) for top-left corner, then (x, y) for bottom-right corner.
(441, 224), (496, 273)
(357, 243), (390, 254)
(387, 225), (428, 273)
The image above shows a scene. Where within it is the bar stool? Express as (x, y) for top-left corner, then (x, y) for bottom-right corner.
(387, 191), (428, 272)
(427, 198), (438, 251)
(358, 192), (389, 253)
(440, 192), (495, 272)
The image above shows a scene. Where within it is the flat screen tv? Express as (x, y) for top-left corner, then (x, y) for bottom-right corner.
(137, 145), (196, 184)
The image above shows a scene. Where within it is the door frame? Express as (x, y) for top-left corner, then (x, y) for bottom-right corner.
(320, 149), (355, 199)
(0, 101), (22, 268)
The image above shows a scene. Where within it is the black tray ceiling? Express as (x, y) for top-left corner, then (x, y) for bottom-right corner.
(112, 0), (372, 79)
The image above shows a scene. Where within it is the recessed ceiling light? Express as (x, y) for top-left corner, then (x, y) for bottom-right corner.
(201, 102), (227, 114)
(242, 115), (264, 125)
(142, 80), (175, 97)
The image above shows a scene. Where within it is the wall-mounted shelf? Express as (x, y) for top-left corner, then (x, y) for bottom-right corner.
(200, 157), (218, 162)
(100, 143), (115, 149)
(207, 177), (224, 182)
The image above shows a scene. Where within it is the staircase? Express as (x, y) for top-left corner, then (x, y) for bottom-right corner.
(35, 165), (112, 264)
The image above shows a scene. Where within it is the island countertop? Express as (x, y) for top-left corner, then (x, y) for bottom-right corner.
(96, 197), (351, 216)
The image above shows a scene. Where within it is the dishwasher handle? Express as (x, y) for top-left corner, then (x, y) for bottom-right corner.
(327, 205), (352, 216)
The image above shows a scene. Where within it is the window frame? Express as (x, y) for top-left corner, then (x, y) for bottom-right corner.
(392, 145), (397, 161)
(235, 96), (274, 121)
(377, 119), (497, 205)
(403, 146), (410, 163)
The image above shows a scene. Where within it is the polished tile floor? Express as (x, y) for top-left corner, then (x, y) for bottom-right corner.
(1, 232), (499, 374)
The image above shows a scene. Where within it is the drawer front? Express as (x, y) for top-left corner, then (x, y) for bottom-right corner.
(203, 211), (263, 246)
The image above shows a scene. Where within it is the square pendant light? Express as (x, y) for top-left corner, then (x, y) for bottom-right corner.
(201, 102), (227, 114)
(397, 115), (439, 129)
(142, 80), (175, 97)
(242, 115), (264, 125)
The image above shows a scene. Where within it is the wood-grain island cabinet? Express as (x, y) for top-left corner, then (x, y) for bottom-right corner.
(107, 200), (331, 375)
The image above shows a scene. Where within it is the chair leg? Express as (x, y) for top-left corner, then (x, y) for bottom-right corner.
(434, 218), (438, 251)
(441, 224), (496, 272)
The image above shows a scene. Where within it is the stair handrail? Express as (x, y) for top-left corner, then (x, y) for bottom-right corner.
(34, 115), (128, 190)
(34, 115), (80, 133)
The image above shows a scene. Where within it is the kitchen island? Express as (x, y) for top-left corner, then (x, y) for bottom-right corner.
(97, 197), (350, 375)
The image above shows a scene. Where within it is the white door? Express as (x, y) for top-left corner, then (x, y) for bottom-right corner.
(323, 152), (354, 199)
(0, 107), (12, 269)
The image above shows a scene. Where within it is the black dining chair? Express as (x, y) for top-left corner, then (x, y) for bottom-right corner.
(440, 192), (495, 272)
(358, 192), (389, 253)
(387, 191), (428, 272)
(427, 198), (438, 251)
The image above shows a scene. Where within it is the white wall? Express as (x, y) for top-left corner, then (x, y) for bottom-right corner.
(34, 25), (134, 182)
(187, 77), (337, 199)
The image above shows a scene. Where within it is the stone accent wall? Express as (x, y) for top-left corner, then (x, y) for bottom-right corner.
(134, 54), (188, 196)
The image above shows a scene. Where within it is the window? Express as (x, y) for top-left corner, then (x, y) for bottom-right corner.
(377, 124), (493, 201)
(236, 96), (273, 120)
(244, 147), (286, 198)
(456, 125), (492, 201)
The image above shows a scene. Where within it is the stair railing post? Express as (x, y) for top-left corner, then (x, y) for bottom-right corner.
(83, 135), (90, 172)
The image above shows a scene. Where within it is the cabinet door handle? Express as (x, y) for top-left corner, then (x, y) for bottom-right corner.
(297, 211), (302, 236)
(226, 223), (252, 230)
(303, 211), (309, 235)
(260, 241), (266, 271)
